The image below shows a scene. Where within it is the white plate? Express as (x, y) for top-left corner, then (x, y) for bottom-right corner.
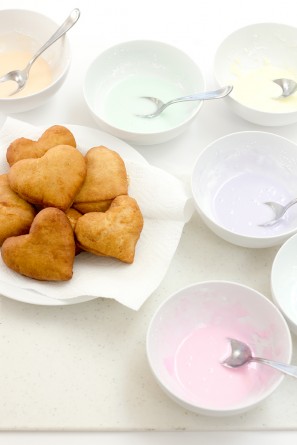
(1, 124), (147, 306)
(66, 124), (148, 165)
(271, 232), (297, 335)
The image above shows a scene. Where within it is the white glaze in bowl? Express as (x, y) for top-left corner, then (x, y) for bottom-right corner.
(214, 23), (297, 126)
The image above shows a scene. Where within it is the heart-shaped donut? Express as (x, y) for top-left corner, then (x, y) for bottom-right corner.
(75, 195), (143, 263)
(1, 207), (76, 281)
(73, 146), (128, 213)
(0, 174), (36, 246)
(6, 125), (76, 166)
(8, 145), (87, 211)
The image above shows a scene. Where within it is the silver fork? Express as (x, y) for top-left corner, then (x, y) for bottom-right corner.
(0, 8), (80, 97)
(136, 85), (233, 118)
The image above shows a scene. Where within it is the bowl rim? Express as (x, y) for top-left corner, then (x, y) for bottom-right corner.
(0, 8), (71, 103)
(271, 232), (297, 328)
(214, 21), (297, 116)
(83, 38), (205, 137)
(146, 280), (292, 415)
(191, 130), (297, 242)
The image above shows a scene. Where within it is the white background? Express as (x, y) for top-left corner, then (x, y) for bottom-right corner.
(1, 0), (297, 443)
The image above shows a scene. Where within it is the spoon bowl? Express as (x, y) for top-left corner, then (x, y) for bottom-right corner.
(259, 198), (297, 227)
(274, 78), (297, 98)
(137, 85), (233, 118)
(222, 338), (297, 378)
(0, 9), (80, 97)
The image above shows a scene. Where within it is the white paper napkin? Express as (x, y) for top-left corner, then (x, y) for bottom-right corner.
(0, 117), (193, 310)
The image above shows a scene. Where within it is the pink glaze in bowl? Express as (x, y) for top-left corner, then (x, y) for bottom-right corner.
(146, 281), (292, 416)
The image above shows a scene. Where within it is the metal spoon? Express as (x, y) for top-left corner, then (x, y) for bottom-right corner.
(137, 85), (233, 118)
(221, 338), (297, 378)
(274, 78), (297, 98)
(258, 198), (297, 227)
(0, 8), (80, 97)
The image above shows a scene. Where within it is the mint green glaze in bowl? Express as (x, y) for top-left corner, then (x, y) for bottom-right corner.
(83, 40), (205, 145)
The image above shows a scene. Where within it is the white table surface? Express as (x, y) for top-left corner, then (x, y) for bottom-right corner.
(1, 0), (297, 443)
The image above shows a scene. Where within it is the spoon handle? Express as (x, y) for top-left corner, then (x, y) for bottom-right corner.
(165, 86), (233, 106)
(253, 357), (297, 378)
(284, 197), (297, 213)
(27, 9), (80, 69)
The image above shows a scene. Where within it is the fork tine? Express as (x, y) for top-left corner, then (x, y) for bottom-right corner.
(140, 96), (162, 105)
(135, 96), (163, 118)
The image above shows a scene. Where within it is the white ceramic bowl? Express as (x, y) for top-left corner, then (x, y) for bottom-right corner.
(83, 40), (204, 145)
(0, 9), (71, 113)
(191, 131), (297, 248)
(214, 23), (297, 126)
(271, 233), (297, 335)
(147, 281), (291, 417)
